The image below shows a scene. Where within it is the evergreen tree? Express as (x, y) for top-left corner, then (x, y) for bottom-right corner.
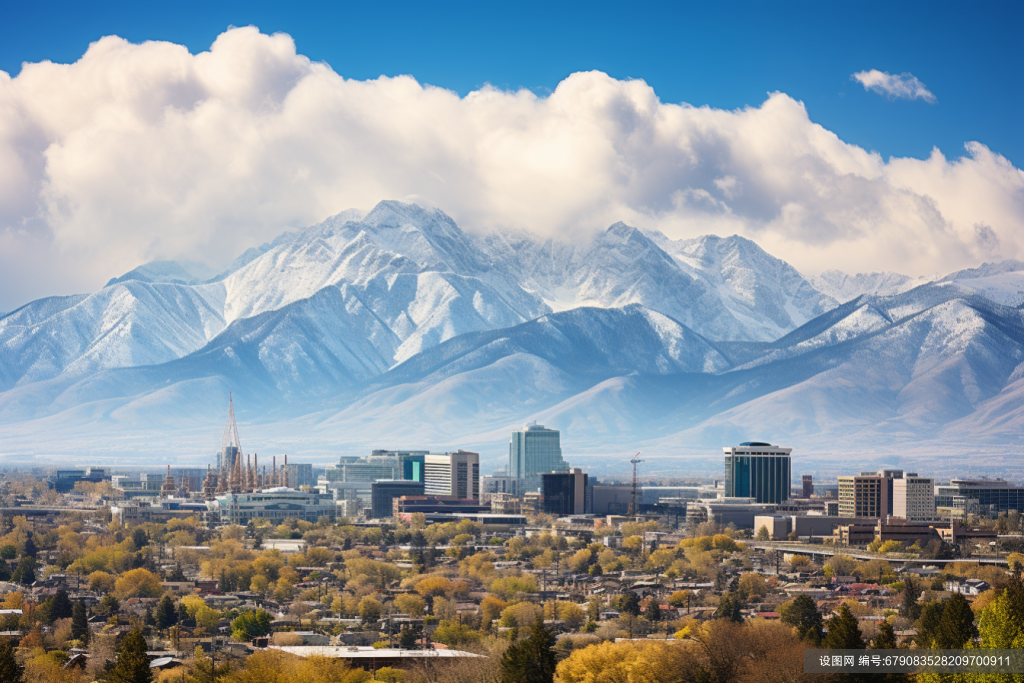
(22, 534), (36, 558)
(872, 620), (898, 649)
(780, 594), (824, 644)
(915, 600), (946, 647)
(98, 594), (121, 616)
(400, 625), (417, 650)
(824, 604), (865, 649)
(901, 575), (922, 620)
(154, 595), (177, 630)
(933, 593), (978, 648)
(0, 639), (22, 683)
(0, 562), (10, 582)
(219, 570), (230, 592)
(620, 592), (641, 617)
(72, 600), (90, 645)
(499, 619), (556, 683)
(11, 556), (35, 585)
(109, 629), (152, 683)
(714, 591), (743, 623)
(131, 528), (148, 550)
(49, 589), (74, 621)
(166, 564), (186, 582)
(646, 599), (662, 622)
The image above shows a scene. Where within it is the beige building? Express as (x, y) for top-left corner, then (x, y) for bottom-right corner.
(838, 473), (887, 518)
(424, 450), (480, 501)
(892, 474), (935, 521)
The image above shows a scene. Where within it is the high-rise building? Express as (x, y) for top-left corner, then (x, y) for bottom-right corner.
(723, 442), (792, 504)
(370, 480), (425, 519)
(542, 468), (589, 515)
(934, 478), (1024, 518)
(286, 463), (315, 488)
(509, 423), (568, 493)
(892, 474), (935, 521)
(424, 450), (480, 501)
(838, 473), (887, 518)
(801, 475), (813, 499)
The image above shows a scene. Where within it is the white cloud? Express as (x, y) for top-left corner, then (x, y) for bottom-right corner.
(0, 27), (1021, 310)
(852, 69), (937, 103)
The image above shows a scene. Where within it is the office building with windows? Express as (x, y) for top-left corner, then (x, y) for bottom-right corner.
(542, 468), (590, 515)
(723, 443), (792, 504)
(370, 480), (425, 519)
(424, 451), (480, 501)
(935, 478), (1024, 518)
(838, 473), (887, 518)
(212, 488), (336, 525)
(509, 423), (568, 493)
(801, 475), (813, 499)
(892, 474), (936, 521)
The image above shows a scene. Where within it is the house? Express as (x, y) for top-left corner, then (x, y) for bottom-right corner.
(944, 578), (990, 596)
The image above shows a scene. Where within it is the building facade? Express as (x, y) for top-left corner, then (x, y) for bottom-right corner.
(838, 473), (887, 518)
(892, 474), (936, 521)
(935, 478), (1024, 518)
(723, 443), (792, 504)
(424, 451), (480, 501)
(212, 488), (336, 525)
(542, 468), (589, 515)
(801, 475), (813, 499)
(509, 423), (568, 493)
(370, 480), (425, 519)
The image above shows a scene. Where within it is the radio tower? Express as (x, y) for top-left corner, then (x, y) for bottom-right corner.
(627, 451), (643, 518)
(220, 393), (242, 493)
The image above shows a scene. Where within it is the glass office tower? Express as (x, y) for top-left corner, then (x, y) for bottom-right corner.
(509, 422), (569, 493)
(723, 442), (792, 504)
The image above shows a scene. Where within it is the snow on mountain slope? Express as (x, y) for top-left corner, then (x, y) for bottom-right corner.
(0, 281), (226, 390)
(810, 269), (934, 302)
(106, 260), (219, 286)
(649, 232), (837, 339)
(938, 260), (1024, 307)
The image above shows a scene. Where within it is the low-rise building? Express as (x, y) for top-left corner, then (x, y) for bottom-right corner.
(212, 487), (336, 525)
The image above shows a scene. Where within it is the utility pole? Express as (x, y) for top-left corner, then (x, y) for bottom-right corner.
(627, 452), (643, 518)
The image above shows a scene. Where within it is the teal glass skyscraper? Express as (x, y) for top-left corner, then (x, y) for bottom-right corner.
(723, 442), (792, 504)
(509, 422), (569, 493)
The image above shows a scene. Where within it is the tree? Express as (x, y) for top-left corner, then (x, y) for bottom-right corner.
(113, 568), (162, 599)
(231, 609), (272, 642)
(131, 528), (148, 550)
(645, 599), (662, 623)
(915, 600), (945, 647)
(872, 620), (898, 649)
(109, 629), (152, 683)
(933, 593), (977, 648)
(399, 625), (418, 650)
(46, 589), (73, 622)
(72, 600), (90, 645)
(11, 556), (35, 585)
(824, 604), (865, 649)
(779, 594), (823, 644)
(22, 534), (37, 558)
(901, 574), (922, 620)
(357, 596), (382, 625)
(154, 595), (178, 630)
(756, 525), (770, 541)
(500, 618), (556, 683)
(619, 592), (641, 617)
(0, 639), (22, 683)
(98, 594), (121, 616)
(432, 620), (482, 647)
(714, 592), (743, 623)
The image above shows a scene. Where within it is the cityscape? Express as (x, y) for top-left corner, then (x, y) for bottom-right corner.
(0, 1), (1021, 682)
(0, 397), (1021, 680)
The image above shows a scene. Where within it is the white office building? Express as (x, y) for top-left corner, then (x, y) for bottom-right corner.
(212, 487), (336, 525)
(424, 451), (480, 501)
(892, 474), (936, 521)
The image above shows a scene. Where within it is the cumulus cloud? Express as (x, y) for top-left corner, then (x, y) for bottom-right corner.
(852, 69), (937, 103)
(1, 27), (1021, 309)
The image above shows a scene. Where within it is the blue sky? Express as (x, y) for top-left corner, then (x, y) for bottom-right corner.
(2, 0), (1021, 166)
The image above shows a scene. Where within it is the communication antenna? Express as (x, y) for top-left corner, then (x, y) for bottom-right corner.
(627, 451), (643, 518)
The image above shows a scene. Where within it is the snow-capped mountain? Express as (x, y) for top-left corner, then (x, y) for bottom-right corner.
(2, 199), (1022, 470)
(810, 269), (936, 302)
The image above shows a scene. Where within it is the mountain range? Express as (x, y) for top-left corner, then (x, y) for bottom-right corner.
(2, 200), (1022, 476)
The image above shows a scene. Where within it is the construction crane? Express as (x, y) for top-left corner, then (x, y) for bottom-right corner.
(627, 451), (643, 518)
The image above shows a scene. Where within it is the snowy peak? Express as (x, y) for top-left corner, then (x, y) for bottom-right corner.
(810, 269), (934, 302)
